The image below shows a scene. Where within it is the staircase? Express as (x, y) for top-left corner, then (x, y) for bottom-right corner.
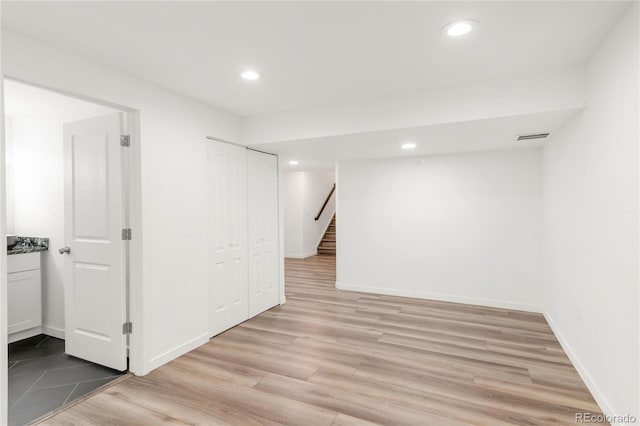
(317, 215), (336, 256)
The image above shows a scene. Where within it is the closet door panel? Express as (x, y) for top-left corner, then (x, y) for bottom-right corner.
(248, 150), (279, 318)
(207, 141), (248, 337)
(228, 152), (248, 320)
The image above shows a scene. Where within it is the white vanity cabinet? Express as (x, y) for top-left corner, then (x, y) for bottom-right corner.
(7, 252), (42, 342)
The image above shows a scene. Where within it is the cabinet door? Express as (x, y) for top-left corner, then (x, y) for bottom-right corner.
(7, 252), (40, 274)
(8, 270), (42, 334)
(207, 141), (249, 337)
(248, 150), (280, 318)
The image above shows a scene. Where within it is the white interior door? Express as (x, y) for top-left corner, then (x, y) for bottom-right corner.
(207, 141), (249, 336)
(248, 150), (279, 318)
(63, 113), (127, 371)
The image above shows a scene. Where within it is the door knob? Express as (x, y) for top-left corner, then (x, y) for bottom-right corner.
(58, 246), (71, 255)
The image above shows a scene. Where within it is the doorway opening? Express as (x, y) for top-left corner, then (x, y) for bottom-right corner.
(282, 166), (336, 259)
(281, 166), (337, 301)
(4, 79), (136, 425)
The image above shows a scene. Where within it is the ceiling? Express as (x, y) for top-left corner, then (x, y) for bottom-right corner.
(1, 1), (629, 117)
(266, 108), (582, 170)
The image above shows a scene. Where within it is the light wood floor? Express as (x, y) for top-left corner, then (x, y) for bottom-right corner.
(41, 255), (605, 425)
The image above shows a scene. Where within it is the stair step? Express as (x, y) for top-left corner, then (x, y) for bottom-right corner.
(317, 248), (336, 255)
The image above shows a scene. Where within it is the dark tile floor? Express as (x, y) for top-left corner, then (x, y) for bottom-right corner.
(8, 335), (125, 426)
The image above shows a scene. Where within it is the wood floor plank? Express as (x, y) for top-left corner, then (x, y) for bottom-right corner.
(105, 378), (281, 426)
(195, 339), (320, 381)
(331, 413), (383, 426)
(145, 361), (337, 425)
(348, 367), (588, 425)
(41, 391), (191, 426)
(255, 373), (469, 426)
(210, 334), (358, 374)
(308, 369), (560, 426)
(173, 351), (269, 387)
(39, 255), (606, 425)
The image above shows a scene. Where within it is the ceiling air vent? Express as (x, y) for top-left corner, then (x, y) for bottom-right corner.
(516, 132), (550, 141)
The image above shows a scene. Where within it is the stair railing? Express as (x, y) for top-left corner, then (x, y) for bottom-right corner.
(314, 183), (336, 221)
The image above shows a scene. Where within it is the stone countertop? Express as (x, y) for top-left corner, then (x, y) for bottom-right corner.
(8, 236), (49, 255)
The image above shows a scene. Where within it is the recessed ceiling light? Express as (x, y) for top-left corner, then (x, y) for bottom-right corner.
(443, 20), (476, 37)
(289, 160), (299, 165)
(241, 70), (261, 81)
(401, 143), (417, 150)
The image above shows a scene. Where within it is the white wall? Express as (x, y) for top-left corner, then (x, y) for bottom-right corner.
(10, 118), (65, 336)
(337, 148), (543, 311)
(1, 30), (242, 375)
(283, 169), (335, 258)
(542, 3), (639, 422)
(283, 172), (303, 257)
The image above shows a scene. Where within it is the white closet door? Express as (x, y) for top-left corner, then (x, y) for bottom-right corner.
(207, 141), (249, 337)
(248, 150), (280, 318)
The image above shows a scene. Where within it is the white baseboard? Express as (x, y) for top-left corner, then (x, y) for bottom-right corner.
(148, 332), (209, 372)
(335, 282), (543, 313)
(280, 295), (286, 305)
(543, 311), (620, 424)
(8, 326), (42, 344)
(285, 251), (317, 259)
(42, 325), (65, 339)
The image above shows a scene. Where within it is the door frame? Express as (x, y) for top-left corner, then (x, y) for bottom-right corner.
(0, 77), (144, 377)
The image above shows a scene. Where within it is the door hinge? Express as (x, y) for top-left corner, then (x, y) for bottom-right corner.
(120, 135), (130, 147)
(122, 228), (132, 240)
(122, 322), (133, 335)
